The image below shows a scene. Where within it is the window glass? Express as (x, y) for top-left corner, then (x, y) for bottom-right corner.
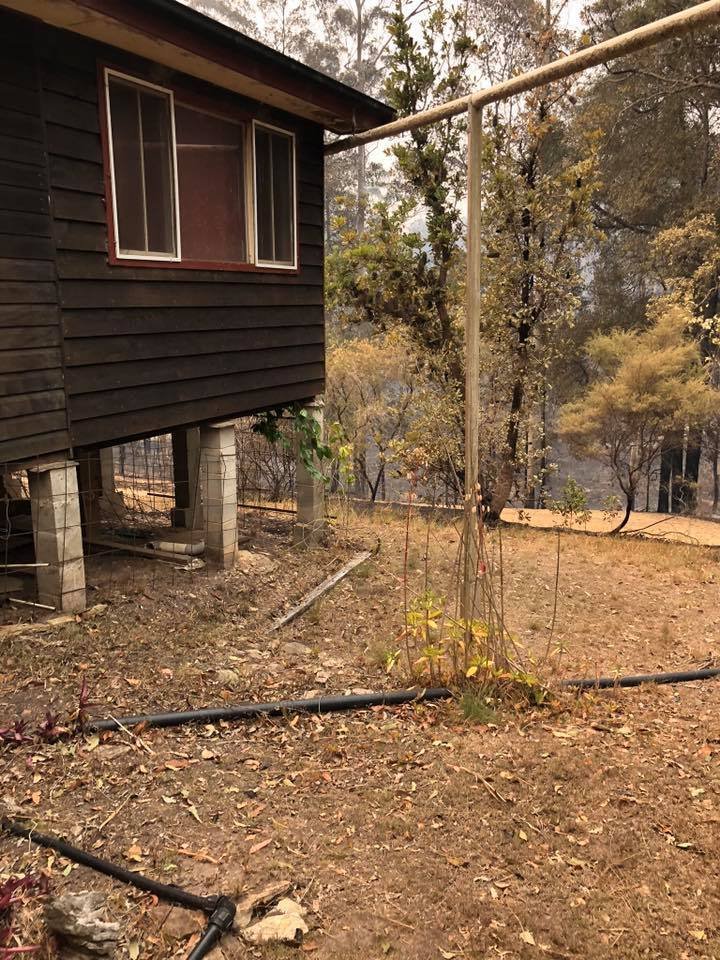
(175, 104), (247, 263)
(255, 125), (295, 266)
(140, 90), (176, 254)
(107, 75), (176, 257)
(105, 71), (296, 269)
(254, 127), (273, 262)
(107, 80), (144, 252)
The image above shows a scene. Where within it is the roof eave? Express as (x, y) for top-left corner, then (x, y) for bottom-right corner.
(0, 0), (395, 133)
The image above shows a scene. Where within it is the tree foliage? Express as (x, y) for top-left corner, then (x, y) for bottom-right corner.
(559, 300), (716, 530)
(325, 330), (442, 499)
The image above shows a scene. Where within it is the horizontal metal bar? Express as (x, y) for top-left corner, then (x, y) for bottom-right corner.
(326, 0), (720, 154)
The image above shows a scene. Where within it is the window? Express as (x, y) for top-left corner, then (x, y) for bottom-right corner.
(253, 123), (296, 267)
(106, 72), (178, 258)
(175, 105), (247, 263)
(103, 69), (297, 270)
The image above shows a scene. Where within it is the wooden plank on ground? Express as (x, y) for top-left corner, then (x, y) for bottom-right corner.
(272, 552), (372, 630)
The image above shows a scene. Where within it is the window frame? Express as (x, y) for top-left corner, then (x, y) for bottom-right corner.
(252, 120), (298, 271)
(103, 68), (182, 263)
(99, 65), (299, 274)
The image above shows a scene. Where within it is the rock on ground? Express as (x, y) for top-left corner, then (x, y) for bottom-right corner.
(242, 898), (308, 945)
(280, 641), (312, 659)
(44, 892), (120, 958)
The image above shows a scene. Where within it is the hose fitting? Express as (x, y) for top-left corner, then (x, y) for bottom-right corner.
(188, 896), (236, 960)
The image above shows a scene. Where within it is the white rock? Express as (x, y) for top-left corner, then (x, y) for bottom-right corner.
(242, 898), (308, 945)
(281, 641), (311, 658)
(216, 668), (241, 688)
(45, 892), (119, 958)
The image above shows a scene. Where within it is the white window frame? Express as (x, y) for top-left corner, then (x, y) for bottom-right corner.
(252, 120), (298, 270)
(104, 68), (182, 262)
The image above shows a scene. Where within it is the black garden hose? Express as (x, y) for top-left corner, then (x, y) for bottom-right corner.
(1, 819), (236, 959)
(561, 666), (720, 690)
(86, 687), (453, 732)
(82, 667), (720, 736)
(3, 670), (719, 954)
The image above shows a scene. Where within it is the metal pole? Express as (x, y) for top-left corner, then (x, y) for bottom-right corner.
(461, 103), (482, 626)
(326, 0), (720, 155)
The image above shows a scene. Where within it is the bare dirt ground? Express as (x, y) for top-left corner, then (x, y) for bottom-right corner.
(2, 508), (720, 960)
(502, 506), (720, 546)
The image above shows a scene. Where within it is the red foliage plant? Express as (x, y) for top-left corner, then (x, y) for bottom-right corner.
(0, 874), (48, 959)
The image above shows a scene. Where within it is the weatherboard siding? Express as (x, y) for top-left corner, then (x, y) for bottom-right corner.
(0, 15), (70, 466)
(0, 10), (325, 464)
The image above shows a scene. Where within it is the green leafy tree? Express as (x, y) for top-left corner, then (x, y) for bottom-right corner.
(328, 0), (475, 375)
(325, 329), (438, 500)
(650, 213), (720, 509)
(576, 0), (720, 510)
(559, 301), (716, 532)
(478, 83), (602, 520)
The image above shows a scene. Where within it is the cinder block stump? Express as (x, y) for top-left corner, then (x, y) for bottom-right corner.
(294, 399), (326, 546)
(28, 461), (86, 612)
(200, 421), (238, 567)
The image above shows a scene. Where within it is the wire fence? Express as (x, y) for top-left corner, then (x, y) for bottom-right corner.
(0, 419), (303, 624)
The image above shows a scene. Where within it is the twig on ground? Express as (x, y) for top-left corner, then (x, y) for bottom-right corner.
(271, 551), (371, 630)
(96, 796), (131, 833)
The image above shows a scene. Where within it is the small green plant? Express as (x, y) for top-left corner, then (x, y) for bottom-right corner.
(459, 691), (497, 725)
(402, 591), (548, 705)
(327, 421), (355, 489)
(253, 404), (331, 482)
(549, 477), (591, 529)
(325, 420), (356, 534)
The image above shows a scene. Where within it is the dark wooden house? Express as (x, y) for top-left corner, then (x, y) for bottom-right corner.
(0, 0), (392, 610)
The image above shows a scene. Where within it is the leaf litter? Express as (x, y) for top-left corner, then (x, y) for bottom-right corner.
(1, 511), (720, 958)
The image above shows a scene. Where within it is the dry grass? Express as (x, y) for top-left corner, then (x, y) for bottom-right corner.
(1, 508), (720, 959)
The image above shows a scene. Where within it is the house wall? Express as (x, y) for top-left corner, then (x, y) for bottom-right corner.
(0, 14), (71, 464)
(0, 10), (325, 464)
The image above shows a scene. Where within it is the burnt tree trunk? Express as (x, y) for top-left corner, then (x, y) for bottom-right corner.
(611, 490), (635, 534)
(658, 436), (682, 513)
(670, 443), (685, 513)
(681, 431), (702, 512)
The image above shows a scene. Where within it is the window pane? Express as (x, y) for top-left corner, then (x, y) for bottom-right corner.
(176, 105), (247, 263)
(107, 75), (176, 256)
(254, 127), (274, 262)
(271, 133), (294, 263)
(108, 80), (145, 252)
(140, 90), (176, 255)
(255, 126), (295, 265)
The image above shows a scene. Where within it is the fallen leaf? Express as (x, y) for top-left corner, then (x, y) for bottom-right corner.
(165, 760), (189, 771)
(249, 838), (272, 855)
(126, 844), (143, 862)
(520, 930), (535, 945)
